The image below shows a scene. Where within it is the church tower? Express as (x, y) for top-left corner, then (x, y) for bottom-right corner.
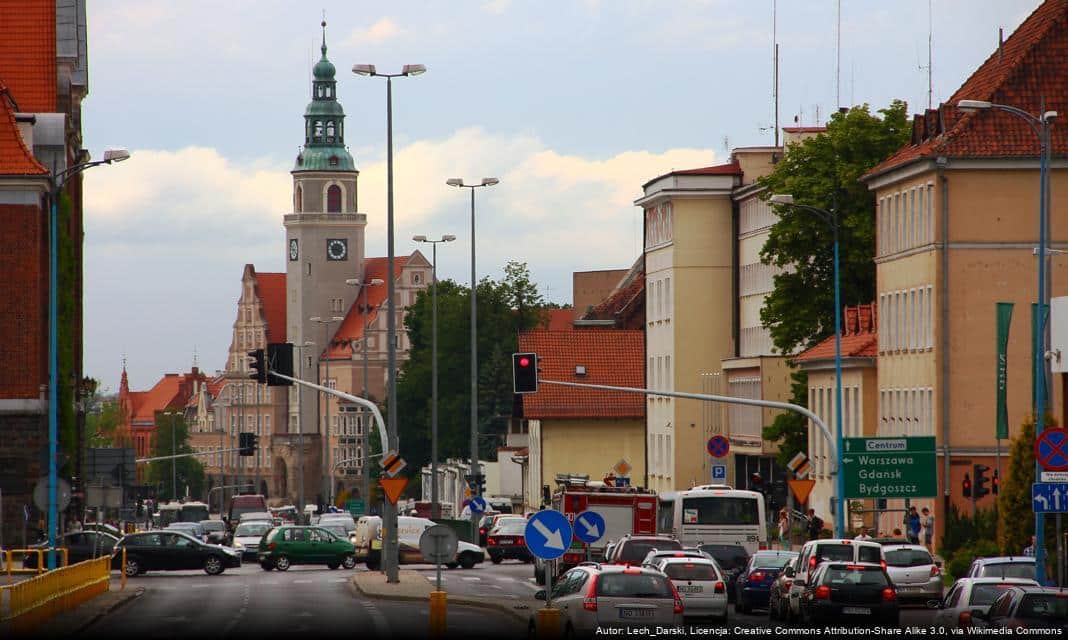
(284, 21), (365, 446)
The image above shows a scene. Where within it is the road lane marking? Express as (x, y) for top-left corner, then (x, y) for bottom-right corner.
(361, 601), (389, 636)
(461, 577), (481, 581)
(292, 579), (313, 584)
(221, 581), (250, 638)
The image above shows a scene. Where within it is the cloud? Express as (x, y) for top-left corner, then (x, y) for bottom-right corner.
(342, 18), (404, 47)
(482, 0), (511, 14)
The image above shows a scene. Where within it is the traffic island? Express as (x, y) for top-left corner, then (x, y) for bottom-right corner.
(349, 570), (532, 623)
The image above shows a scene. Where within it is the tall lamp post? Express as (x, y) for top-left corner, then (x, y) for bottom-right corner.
(163, 411), (180, 501)
(292, 340), (316, 521)
(770, 193), (844, 538)
(352, 62), (425, 584)
(345, 277), (385, 510)
(413, 234), (456, 519)
(958, 99), (1057, 583)
(47, 148), (130, 569)
(445, 177), (499, 533)
(310, 316), (344, 506)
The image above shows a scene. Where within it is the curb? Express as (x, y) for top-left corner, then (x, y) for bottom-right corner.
(76, 586), (145, 632)
(348, 576), (531, 623)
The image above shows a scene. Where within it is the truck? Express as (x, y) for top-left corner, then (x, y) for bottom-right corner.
(534, 474), (658, 584)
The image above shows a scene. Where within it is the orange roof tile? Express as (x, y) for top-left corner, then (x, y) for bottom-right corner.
(518, 329), (645, 419)
(545, 309), (572, 330)
(0, 0), (56, 113)
(128, 369), (208, 426)
(0, 81), (46, 175)
(327, 255), (413, 360)
(866, 0), (1068, 180)
(253, 271), (287, 343)
(794, 303), (878, 362)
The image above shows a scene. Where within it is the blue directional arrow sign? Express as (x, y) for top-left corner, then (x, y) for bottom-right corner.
(524, 509), (573, 560)
(469, 496), (487, 514)
(573, 510), (606, 545)
(1032, 483), (1068, 513)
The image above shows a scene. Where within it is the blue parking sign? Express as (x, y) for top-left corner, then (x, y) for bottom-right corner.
(712, 465), (727, 481)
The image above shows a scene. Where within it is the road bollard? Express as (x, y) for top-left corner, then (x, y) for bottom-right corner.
(429, 590), (447, 637)
(121, 548), (126, 591)
(536, 607), (562, 640)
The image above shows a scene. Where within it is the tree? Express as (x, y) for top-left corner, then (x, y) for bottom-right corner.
(763, 370), (809, 467)
(85, 386), (124, 448)
(145, 413), (205, 502)
(998, 413), (1058, 557)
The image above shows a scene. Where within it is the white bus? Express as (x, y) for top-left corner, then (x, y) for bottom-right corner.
(659, 485), (767, 554)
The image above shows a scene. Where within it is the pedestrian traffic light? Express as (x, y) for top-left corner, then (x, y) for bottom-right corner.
(993, 469), (1000, 495)
(239, 432), (255, 456)
(962, 473), (972, 498)
(974, 464), (991, 499)
(247, 349), (266, 384)
(512, 352), (538, 394)
(266, 342), (294, 386)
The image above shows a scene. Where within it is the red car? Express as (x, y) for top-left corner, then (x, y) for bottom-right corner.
(487, 518), (532, 564)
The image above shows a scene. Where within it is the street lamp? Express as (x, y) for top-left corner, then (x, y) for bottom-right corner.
(352, 61), (425, 584)
(958, 99), (1057, 583)
(291, 340), (316, 520)
(446, 177), (499, 532)
(163, 411), (180, 502)
(47, 148), (129, 569)
(413, 235), (456, 519)
(770, 193), (845, 538)
(345, 277), (385, 509)
(310, 316), (345, 506)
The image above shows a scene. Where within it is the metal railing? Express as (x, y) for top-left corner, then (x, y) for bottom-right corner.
(0, 555), (109, 632)
(3, 548), (70, 576)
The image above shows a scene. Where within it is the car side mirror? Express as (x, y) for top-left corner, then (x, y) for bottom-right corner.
(534, 590), (547, 601)
(926, 599), (942, 610)
(784, 566), (795, 578)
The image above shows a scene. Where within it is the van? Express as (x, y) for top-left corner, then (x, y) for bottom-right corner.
(227, 494), (268, 530)
(784, 538), (883, 621)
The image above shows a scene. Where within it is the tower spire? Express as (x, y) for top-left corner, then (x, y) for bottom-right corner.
(321, 14), (327, 57)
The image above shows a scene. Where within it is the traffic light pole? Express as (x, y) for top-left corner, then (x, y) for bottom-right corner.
(135, 447), (245, 464)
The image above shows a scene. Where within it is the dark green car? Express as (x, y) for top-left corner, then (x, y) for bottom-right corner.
(258, 525), (357, 571)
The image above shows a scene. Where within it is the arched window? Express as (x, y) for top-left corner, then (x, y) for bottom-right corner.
(314, 120), (323, 140)
(316, 85), (324, 98)
(326, 121), (335, 141)
(327, 185), (342, 212)
(295, 185), (302, 212)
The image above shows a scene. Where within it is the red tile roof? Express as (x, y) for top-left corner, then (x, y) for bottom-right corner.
(518, 329), (645, 419)
(794, 303), (878, 362)
(582, 256), (644, 328)
(327, 254), (413, 360)
(0, 82), (46, 175)
(866, 0), (1068, 179)
(0, 0), (56, 113)
(545, 309), (572, 330)
(253, 271), (287, 343)
(128, 369), (207, 426)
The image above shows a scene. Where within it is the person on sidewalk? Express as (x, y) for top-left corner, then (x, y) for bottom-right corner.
(905, 506), (921, 545)
(854, 526), (872, 541)
(806, 509), (824, 541)
(1024, 535), (1037, 557)
(921, 507), (935, 552)
(777, 509), (790, 550)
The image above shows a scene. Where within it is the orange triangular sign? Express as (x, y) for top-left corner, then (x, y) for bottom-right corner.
(380, 476), (409, 505)
(788, 479), (816, 505)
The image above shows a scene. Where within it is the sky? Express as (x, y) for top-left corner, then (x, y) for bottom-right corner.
(82, 0), (1042, 393)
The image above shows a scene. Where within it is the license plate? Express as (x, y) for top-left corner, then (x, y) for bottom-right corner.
(497, 538), (513, 544)
(677, 585), (704, 593)
(843, 607), (871, 615)
(619, 608), (654, 619)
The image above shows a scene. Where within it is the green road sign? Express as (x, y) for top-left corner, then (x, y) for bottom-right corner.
(346, 499), (365, 517)
(842, 436), (937, 499)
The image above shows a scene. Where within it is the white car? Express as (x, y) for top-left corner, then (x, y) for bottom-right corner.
(786, 538), (883, 619)
(362, 516), (485, 570)
(230, 521), (272, 560)
(653, 556), (728, 623)
(931, 577), (1039, 630)
(640, 548), (711, 568)
(881, 544), (944, 602)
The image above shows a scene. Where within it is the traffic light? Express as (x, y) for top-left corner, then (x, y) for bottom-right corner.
(974, 464), (991, 499)
(247, 349), (266, 384)
(993, 469), (1000, 495)
(266, 343), (294, 386)
(239, 432), (255, 456)
(512, 352), (538, 394)
(962, 473), (972, 498)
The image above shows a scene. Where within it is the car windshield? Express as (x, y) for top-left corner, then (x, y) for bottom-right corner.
(235, 523), (271, 536)
(980, 563), (1036, 580)
(597, 573), (675, 598)
(494, 520), (526, 535)
(884, 548), (934, 567)
(700, 545), (749, 570)
(1019, 594), (1068, 620)
(824, 566), (889, 586)
(664, 563), (719, 581)
(814, 544), (854, 563)
(620, 540), (681, 564)
(970, 584), (1019, 606)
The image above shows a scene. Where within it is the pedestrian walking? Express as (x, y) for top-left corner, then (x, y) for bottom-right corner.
(905, 506), (921, 544)
(777, 509), (790, 550)
(854, 526), (872, 541)
(921, 507), (935, 552)
(806, 508), (824, 541)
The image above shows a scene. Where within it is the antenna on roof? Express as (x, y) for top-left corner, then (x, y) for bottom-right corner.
(773, 0), (779, 147)
(835, 0), (841, 108)
(193, 345), (198, 368)
(998, 27), (1004, 63)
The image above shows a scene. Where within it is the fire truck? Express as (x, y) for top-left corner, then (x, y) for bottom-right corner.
(533, 474), (659, 585)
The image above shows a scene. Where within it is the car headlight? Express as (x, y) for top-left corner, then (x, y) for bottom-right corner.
(234, 541), (244, 549)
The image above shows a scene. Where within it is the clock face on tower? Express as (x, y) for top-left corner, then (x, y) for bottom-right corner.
(289, 239), (299, 261)
(326, 238), (348, 261)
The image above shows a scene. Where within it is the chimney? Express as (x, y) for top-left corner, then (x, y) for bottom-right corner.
(844, 306), (859, 336)
(858, 304), (874, 334)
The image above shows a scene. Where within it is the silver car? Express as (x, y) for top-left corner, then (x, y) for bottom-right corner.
(930, 577), (1038, 630)
(653, 557), (728, 623)
(231, 521), (272, 560)
(880, 544), (943, 602)
(531, 564), (683, 636)
(640, 548), (711, 567)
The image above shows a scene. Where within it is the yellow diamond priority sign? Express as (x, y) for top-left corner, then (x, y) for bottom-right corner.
(613, 459), (632, 477)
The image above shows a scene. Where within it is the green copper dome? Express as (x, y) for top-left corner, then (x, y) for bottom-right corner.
(294, 21), (354, 173)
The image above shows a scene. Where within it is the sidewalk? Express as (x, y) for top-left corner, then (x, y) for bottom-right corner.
(33, 586), (142, 636)
(350, 570), (532, 622)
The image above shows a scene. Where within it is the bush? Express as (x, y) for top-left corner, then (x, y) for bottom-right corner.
(941, 504), (996, 559)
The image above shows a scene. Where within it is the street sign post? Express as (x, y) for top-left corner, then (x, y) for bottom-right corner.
(711, 465), (727, 482)
(345, 499), (365, 517)
(419, 524), (458, 591)
(1033, 483), (1068, 513)
(469, 496), (487, 515)
(841, 437), (937, 499)
(707, 435), (730, 458)
(525, 510), (573, 612)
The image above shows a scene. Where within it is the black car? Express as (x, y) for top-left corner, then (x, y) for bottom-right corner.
(486, 518), (533, 564)
(112, 530), (242, 576)
(799, 562), (899, 627)
(200, 519), (228, 544)
(736, 550), (798, 613)
(978, 586), (1068, 630)
(23, 530), (119, 568)
(698, 544), (750, 603)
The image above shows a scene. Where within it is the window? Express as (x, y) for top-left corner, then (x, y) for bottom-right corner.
(326, 121), (335, 140)
(305, 263), (311, 276)
(314, 120), (323, 139)
(926, 285), (934, 347)
(909, 189), (917, 249)
(665, 278), (671, 318)
(295, 186), (303, 213)
(327, 185), (342, 212)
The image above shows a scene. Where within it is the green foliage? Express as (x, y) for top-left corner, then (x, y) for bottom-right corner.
(941, 504), (997, 560)
(396, 261), (549, 474)
(85, 389), (125, 448)
(758, 101), (911, 356)
(998, 414), (1059, 557)
(947, 539), (1000, 582)
(146, 414), (205, 501)
(764, 369), (809, 466)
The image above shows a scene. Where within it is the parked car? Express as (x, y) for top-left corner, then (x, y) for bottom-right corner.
(112, 530), (241, 576)
(23, 531), (119, 568)
(166, 522), (207, 542)
(930, 577), (1038, 630)
(487, 517), (533, 564)
(697, 544), (750, 603)
(653, 557), (728, 623)
(798, 562), (899, 627)
(257, 525), (357, 571)
(735, 550), (798, 614)
(785, 538), (883, 620)
(361, 516), (485, 570)
(965, 556), (1037, 581)
(529, 564), (683, 636)
(880, 543), (943, 603)
(231, 521), (272, 560)
(199, 520), (227, 544)
(979, 586), (1068, 630)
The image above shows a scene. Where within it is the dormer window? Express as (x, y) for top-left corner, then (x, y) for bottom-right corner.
(329, 155), (339, 167)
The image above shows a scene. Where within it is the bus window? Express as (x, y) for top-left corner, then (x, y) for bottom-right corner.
(680, 496), (759, 525)
(657, 498), (675, 534)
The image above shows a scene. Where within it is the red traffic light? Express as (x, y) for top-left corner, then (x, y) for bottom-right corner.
(519, 356), (531, 367)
